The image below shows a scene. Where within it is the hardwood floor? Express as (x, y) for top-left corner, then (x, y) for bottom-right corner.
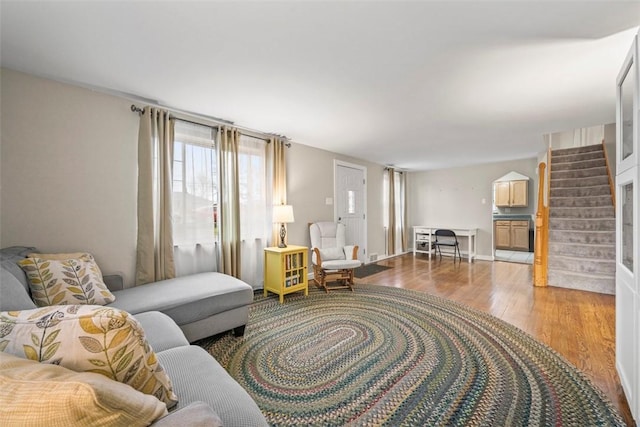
(353, 253), (635, 426)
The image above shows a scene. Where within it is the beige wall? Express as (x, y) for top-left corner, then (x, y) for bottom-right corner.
(1, 68), (139, 283)
(1, 68), (542, 284)
(286, 143), (387, 261)
(0, 69), (389, 285)
(407, 157), (538, 258)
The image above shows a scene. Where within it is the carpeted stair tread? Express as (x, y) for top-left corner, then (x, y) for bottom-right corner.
(548, 150), (605, 163)
(548, 230), (615, 245)
(549, 206), (614, 219)
(550, 185), (611, 198)
(548, 218), (615, 231)
(551, 159), (606, 171)
(550, 175), (609, 188)
(546, 143), (615, 295)
(551, 166), (607, 179)
(550, 195), (613, 208)
(548, 255), (615, 275)
(547, 270), (615, 294)
(548, 242), (615, 259)
(552, 144), (603, 156)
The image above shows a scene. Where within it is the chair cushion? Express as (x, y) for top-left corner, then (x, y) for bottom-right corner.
(321, 259), (361, 270)
(310, 222), (347, 248)
(319, 247), (345, 261)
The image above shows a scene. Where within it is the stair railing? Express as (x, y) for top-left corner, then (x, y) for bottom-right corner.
(533, 150), (550, 287)
(601, 140), (616, 212)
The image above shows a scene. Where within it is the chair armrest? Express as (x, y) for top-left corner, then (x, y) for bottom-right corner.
(312, 247), (323, 265)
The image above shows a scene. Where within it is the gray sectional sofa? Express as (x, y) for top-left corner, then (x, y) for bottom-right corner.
(0, 246), (268, 426)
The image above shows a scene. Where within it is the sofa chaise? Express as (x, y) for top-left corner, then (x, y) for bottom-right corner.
(0, 246), (268, 426)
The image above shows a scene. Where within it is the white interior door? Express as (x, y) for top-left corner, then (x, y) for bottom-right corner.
(335, 161), (367, 263)
(615, 31), (640, 422)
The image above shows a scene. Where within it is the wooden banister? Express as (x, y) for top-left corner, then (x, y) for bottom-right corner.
(601, 140), (616, 211)
(533, 160), (549, 287)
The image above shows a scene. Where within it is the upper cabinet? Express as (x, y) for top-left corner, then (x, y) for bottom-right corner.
(494, 180), (528, 207)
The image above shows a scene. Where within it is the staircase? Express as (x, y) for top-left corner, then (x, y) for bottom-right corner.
(547, 144), (615, 295)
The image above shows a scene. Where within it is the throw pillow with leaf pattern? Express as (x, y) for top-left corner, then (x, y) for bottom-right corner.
(0, 305), (178, 408)
(17, 254), (115, 307)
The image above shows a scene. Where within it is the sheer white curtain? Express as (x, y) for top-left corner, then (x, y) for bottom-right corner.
(172, 120), (219, 276)
(238, 135), (272, 288)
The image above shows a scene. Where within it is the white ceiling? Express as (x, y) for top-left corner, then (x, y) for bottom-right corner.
(1, 1), (639, 170)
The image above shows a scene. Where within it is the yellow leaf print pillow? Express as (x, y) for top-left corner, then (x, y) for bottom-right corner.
(17, 254), (116, 307)
(0, 305), (178, 408)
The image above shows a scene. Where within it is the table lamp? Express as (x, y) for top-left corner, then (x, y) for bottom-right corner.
(273, 204), (294, 248)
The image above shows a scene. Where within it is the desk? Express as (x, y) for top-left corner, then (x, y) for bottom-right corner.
(413, 226), (478, 263)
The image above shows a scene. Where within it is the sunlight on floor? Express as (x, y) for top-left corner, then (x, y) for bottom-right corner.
(495, 249), (533, 264)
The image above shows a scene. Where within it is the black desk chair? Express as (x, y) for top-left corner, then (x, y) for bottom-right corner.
(434, 229), (462, 262)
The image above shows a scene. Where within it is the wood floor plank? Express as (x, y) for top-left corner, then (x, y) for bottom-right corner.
(353, 253), (635, 426)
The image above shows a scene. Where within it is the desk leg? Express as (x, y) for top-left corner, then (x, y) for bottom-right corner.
(469, 234), (476, 263)
(428, 233), (432, 260)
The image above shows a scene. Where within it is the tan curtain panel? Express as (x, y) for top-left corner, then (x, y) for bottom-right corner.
(135, 107), (176, 285)
(270, 137), (288, 246)
(387, 168), (396, 255)
(218, 126), (241, 278)
(399, 172), (408, 252)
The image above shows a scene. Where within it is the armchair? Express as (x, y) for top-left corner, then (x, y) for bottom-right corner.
(309, 222), (362, 292)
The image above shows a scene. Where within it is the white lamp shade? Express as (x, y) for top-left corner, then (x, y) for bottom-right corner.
(273, 205), (295, 223)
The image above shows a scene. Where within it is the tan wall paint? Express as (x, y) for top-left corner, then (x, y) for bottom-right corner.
(1, 68), (541, 285)
(0, 69), (389, 285)
(407, 157), (538, 258)
(1, 69), (139, 283)
(286, 143), (387, 261)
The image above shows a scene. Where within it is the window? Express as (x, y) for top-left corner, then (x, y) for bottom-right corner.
(172, 120), (218, 247)
(622, 182), (633, 272)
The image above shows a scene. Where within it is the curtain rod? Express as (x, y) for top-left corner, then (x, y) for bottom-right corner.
(131, 104), (291, 147)
(384, 166), (404, 173)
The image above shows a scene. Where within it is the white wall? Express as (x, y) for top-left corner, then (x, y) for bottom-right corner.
(548, 124), (608, 149)
(407, 158), (538, 258)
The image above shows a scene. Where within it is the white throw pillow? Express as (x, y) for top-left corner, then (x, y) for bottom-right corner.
(319, 247), (345, 261)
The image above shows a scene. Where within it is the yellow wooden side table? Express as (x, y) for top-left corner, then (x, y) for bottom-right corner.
(264, 245), (308, 303)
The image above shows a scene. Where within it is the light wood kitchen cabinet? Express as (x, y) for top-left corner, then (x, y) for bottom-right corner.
(494, 180), (528, 207)
(495, 220), (530, 251)
(494, 221), (511, 248)
(510, 220), (530, 250)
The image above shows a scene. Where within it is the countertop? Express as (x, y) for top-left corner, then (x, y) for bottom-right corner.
(492, 214), (533, 221)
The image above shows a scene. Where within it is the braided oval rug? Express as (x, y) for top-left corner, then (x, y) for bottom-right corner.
(198, 284), (624, 426)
